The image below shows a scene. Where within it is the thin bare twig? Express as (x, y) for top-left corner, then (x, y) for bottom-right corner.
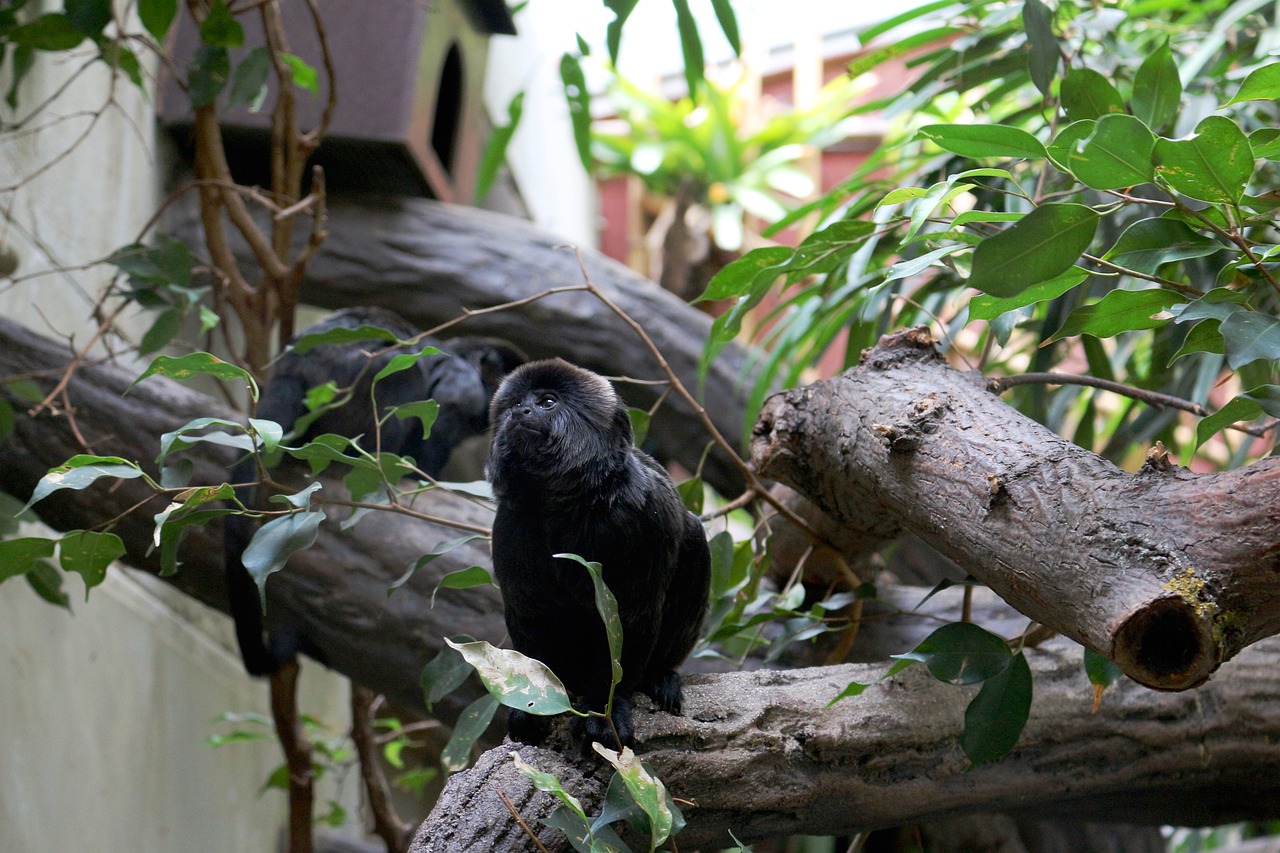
(498, 790), (552, 853)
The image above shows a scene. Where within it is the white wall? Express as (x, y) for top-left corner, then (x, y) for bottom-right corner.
(0, 13), (367, 853)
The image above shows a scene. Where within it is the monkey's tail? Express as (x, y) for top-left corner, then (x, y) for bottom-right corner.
(224, 456), (283, 677)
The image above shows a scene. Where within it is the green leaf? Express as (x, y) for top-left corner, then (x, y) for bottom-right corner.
(917, 124), (1047, 160)
(138, 0), (178, 42)
(475, 90), (524, 202)
(510, 752), (589, 818)
(593, 743), (680, 848)
(129, 352), (258, 401)
(421, 635), (477, 711)
(1059, 68), (1125, 122)
(1046, 288), (1183, 343)
(138, 307), (184, 357)
(1084, 647), (1123, 688)
(603, 0), (639, 64)
(430, 565), (495, 606)
(559, 553), (624, 693)
(1251, 128), (1280, 160)
(1223, 61), (1280, 107)
(1105, 217), (1221, 275)
(1046, 119), (1094, 170)
(559, 53), (593, 172)
(227, 46), (271, 111)
(1069, 114), (1156, 190)
(627, 407), (650, 447)
(968, 203), (1098, 298)
(188, 44), (230, 109)
(1219, 309), (1280, 368)
(26, 560), (71, 611)
(671, 0), (705, 97)
(289, 321), (408, 355)
(1170, 319), (1225, 363)
(444, 639), (575, 716)
(828, 658), (915, 706)
(198, 0), (244, 48)
(676, 476), (704, 515)
(109, 235), (195, 287)
(0, 537), (56, 583)
(9, 14), (86, 50)
(1022, 0), (1057, 95)
(1132, 40), (1181, 131)
(968, 267), (1087, 322)
(699, 245), (793, 302)
(58, 530), (124, 600)
(1155, 115), (1254, 204)
(1195, 395), (1261, 448)
(65, 0), (111, 36)
(961, 650), (1032, 766)
(709, 0), (741, 55)
(893, 622), (1012, 685)
(280, 53), (318, 94)
(24, 456), (144, 513)
(241, 510), (325, 606)
(440, 694), (500, 773)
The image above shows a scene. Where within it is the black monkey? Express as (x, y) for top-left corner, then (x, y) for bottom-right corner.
(486, 359), (711, 747)
(225, 306), (523, 676)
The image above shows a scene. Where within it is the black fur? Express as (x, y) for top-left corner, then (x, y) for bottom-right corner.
(486, 359), (711, 747)
(225, 307), (523, 676)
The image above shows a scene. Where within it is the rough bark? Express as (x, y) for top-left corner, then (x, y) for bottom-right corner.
(413, 636), (1280, 849)
(166, 194), (754, 495)
(752, 328), (1280, 691)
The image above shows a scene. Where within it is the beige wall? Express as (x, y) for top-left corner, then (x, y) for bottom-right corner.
(0, 10), (368, 853)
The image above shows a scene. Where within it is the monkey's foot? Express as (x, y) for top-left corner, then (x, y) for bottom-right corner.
(640, 670), (683, 715)
(575, 694), (634, 750)
(507, 709), (553, 745)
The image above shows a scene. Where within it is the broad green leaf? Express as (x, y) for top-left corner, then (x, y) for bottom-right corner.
(1251, 128), (1280, 160)
(559, 553), (624, 691)
(27, 561), (71, 611)
(1169, 320), (1224, 363)
(58, 530), (124, 600)
(1069, 114), (1156, 190)
(476, 90), (524, 202)
(968, 203), (1098, 298)
(885, 245), (967, 283)
(290, 323), (408, 355)
(198, 0), (244, 48)
(391, 534), (487, 593)
(430, 565), (495, 607)
(917, 124), (1046, 160)
(709, 0), (741, 55)
(540, 809), (598, 853)
(1132, 40), (1181, 131)
(827, 658), (915, 706)
(593, 744), (680, 848)
(1046, 119), (1094, 171)
(893, 622), (1012, 685)
(699, 245), (793, 302)
(1245, 385), (1280, 418)
(280, 54), (318, 94)
(1155, 116), (1254, 203)
(628, 407), (650, 447)
(1022, 0), (1058, 95)
(676, 476), (704, 514)
(440, 694), (500, 773)
(189, 45), (230, 109)
(66, 0), (111, 36)
(1105, 217), (1221, 275)
(560, 53), (593, 172)
(1084, 647), (1123, 689)
(962, 650), (1032, 766)
(9, 14), (86, 50)
(1223, 61), (1280, 106)
(445, 639), (575, 716)
(158, 416), (256, 461)
(1195, 395), (1261, 448)
(241, 510), (325, 605)
(782, 220), (877, 284)
(510, 751), (588, 817)
(1219, 309), (1280, 368)
(1059, 69), (1125, 121)
(227, 47), (271, 111)
(1170, 287), (1251, 325)
(421, 634), (477, 711)
(1047, 288), (1183, 343)
(24, 456), (144, 513)
(0, 537), (56, 583)
(138, 307), (183, 357)
(138, 0), (178, 42)
(131, 352), (258, 400)
(672, 0), (705, 96)
(603, 0), (639, 64)
(968, 267), (1087, 321)
(109, 235), (195, 287)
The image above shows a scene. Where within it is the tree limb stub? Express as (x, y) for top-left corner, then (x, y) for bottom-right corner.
(415, 637), (1280, 850)
(752, 327), (1280, 691)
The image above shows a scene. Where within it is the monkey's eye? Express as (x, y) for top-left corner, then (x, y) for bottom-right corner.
(535, 393), (558, 410)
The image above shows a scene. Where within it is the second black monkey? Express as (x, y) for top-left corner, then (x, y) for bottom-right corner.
(487, 359), (711, 747)
(225, 306), (523, 676)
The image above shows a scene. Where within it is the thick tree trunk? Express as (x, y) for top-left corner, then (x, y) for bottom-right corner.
(413, 636), (1280, 849)
(752, 328), (1280, 692)
(166, 194), (754, 495)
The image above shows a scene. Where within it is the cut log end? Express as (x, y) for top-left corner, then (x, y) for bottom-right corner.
(1112, 596), (1220, 690)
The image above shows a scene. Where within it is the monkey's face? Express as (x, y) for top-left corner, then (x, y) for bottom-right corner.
(487, 359), (631, 495)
